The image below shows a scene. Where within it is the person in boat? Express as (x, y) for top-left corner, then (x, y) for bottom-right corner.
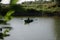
(24, 18), (33, 24)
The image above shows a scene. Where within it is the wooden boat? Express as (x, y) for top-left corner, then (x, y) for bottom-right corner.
(24, 18), (33, 24)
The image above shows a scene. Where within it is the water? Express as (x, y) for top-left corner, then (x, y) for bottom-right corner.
(1, 17), (56, 40)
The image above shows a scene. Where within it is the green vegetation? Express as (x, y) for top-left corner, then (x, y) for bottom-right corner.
(10, 0), (18, 5)
(0, 0), (60, 19)
(0, 0), (19, 21)
(0, 0), (19, 39)
(4, 0), (19, 21)
(0, 0), (60, 39)
(4, 10), (15, 21)
(21, 2), (60, 12)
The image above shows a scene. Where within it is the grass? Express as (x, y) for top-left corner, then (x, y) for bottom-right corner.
(21, 3), (60, 12)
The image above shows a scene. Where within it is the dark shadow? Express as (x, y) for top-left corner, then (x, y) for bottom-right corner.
(24, 18), (33, 24)
(0, 19), (7, 24)
(0, 0), (1, 2)
(2, 27), (12, 30)
(0, 33), (3, 39)
(3, 34), (10, 37)
(55, 18), (60, 40)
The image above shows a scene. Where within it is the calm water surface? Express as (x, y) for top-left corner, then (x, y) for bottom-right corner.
(4, 17), (56, 40)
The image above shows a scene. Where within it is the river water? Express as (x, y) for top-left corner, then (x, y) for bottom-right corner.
(1, 17), (57, 40)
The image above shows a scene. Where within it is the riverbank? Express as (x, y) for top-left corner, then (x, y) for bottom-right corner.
(11, 11), (60, 17)
(0, 4), (60, 17)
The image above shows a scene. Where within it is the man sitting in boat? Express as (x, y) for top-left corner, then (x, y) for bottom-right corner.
(24, 18), (33, 24)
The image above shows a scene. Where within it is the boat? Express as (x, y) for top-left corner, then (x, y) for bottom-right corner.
(24, 18), (33, 24)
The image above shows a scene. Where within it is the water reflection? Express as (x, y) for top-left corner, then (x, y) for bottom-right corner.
(54, 17), (60, 40)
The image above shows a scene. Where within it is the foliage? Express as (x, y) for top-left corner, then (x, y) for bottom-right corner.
(4, 10), (15, 21)
(0, 0), (19, 38)
(4, 0), (19, 21)
(10, 0), (18, 5)
(0, 0), (60, 18)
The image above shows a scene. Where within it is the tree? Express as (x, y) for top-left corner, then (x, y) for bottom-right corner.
(4, 0), (19, 21)
(0, 0), (21, 40)
(10, 0), (18, 5)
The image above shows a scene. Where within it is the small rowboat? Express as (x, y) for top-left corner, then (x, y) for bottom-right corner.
(24, 18), (33, 24)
